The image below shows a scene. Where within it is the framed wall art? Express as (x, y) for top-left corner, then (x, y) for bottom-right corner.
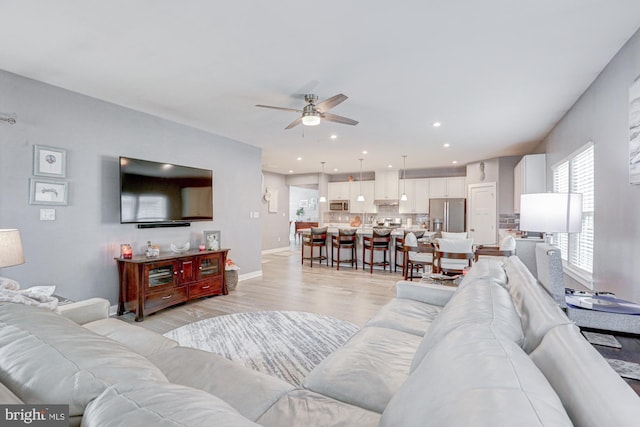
(629, 76), (640, 184)
(29, 178), (69, 205)
(33, 145), (67, 178)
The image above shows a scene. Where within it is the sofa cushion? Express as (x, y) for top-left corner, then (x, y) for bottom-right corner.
(503, 256), (572, 353)
(84, 318), (179, 358)
(82, 382), (260, 427)
(395, 280), (457, 306)
(530, 323), (640, 427)
(457, 258), (507, 288)
(380, 325), (573, 427)
(149, 346), (294, 422)
(303, 326), (422, 413)
(411, 278), (524, 371)
(0, 303), (168, 418)
(365, 297), (441, 336)
(257, 389), (381, 427)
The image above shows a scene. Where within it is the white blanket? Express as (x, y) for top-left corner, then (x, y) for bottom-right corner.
(0, 278), (59, 311)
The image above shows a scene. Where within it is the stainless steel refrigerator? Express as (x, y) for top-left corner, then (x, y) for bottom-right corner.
(429, 198), (466, 233)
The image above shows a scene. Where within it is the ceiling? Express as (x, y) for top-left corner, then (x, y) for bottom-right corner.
(1, 1), (640, 176)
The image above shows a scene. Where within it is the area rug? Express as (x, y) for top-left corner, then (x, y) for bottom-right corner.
(606, 359), (640, 381)
(582, 331), (622, 348)
(164, 311), (359, 386)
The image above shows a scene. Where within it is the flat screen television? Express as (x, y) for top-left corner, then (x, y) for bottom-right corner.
(119, 156), (213, 224)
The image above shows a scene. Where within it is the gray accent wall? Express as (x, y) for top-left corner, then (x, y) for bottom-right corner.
(0, 70), (262, 303)
(541, 28), (640, 302)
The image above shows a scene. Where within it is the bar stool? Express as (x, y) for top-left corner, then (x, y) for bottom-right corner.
(394, 230), (425, 272)
(363, 229), (391, 273)
(301, 227), (328, 267)
(331, 229), (357, 270)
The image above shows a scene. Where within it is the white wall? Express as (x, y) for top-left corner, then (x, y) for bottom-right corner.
(0, 70), (262, 303)
(261, 171), (290, 251)
(542, 27), (640, 301)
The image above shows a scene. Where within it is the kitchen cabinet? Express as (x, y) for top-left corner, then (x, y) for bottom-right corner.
(350, 181), (377, 214)
(428, 177), (467, 198)
(513, 154), (546, 213)
(374, 170), (399, 201)
(328, 182), (351, 200)
(399, 178), (429, 213)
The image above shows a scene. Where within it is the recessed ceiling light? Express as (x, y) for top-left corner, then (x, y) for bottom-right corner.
(433, 122), (441, 127)
(452, 160), (458, 164)
(289, 170), (294, 173)
(333, 168), (339, 172)
(362, 150), (368, 155)
(330, 134), (338, 140)
(296, 156), (302, 161)
(443, 143), (450, 148)
(388, 164), (393, 168)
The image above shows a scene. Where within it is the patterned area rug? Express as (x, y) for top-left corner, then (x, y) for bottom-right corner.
(606, 359), (640, 381)
(164, 311), (359, 386)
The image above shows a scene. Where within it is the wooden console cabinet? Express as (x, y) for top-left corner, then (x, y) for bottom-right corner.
(116, 249), (228, 321)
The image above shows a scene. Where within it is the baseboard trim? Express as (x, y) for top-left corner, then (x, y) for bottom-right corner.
(262, 246), (292, 255)
(239, 270), (262, 281)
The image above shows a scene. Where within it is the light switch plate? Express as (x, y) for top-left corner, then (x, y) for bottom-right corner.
(40, 208), (56, 220)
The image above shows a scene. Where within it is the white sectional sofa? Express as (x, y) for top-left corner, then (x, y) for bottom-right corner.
(1, 256), (639, 426)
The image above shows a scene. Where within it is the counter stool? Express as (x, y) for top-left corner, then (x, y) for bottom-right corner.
(363, 229), (391, 273)
(394, 230), (425, 272)
(301, 227), (328, 267)
(331, 229), (358, 270)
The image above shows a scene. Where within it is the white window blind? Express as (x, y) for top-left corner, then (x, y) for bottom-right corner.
(552, 143), (594, 280)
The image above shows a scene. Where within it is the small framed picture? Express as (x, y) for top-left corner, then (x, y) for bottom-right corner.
(33, 145), (67, 178)
(29, 179), (69, 205)
(299, 200), (308, 208)
(203, 230), (221, 250)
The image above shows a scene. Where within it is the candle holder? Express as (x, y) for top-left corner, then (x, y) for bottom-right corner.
(120, 244), (133, 259)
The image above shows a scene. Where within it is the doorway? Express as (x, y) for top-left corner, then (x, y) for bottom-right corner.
(468, 182), (497, 245)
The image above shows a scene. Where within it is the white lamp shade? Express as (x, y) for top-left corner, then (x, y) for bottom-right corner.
(319, 196), (327, 203)
(519, 193), (583, 233)
(0, 229), (25, 268)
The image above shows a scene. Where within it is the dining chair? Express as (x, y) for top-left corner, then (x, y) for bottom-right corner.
(403, 232), (434, 280)
(434, 238), (474, 275)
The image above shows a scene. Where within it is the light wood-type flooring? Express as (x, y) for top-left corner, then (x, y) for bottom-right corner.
(119, 246), (399, 334)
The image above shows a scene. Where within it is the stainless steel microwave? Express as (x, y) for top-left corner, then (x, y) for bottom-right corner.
(329, 200), (349, 212)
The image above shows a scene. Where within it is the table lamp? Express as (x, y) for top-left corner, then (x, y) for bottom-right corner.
(519, 193), (583, 243)
(0, 229), (25, 282)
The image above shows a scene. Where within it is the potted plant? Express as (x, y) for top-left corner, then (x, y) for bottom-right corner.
(296, 207), (305, 220)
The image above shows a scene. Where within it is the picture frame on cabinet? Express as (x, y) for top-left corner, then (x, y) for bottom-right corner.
(204, 230), (221, 250)
(33, 145), (67, 178)
(29, 178), (68, 205)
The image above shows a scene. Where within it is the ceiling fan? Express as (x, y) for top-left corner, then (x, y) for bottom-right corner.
(256, 93), (358, 129)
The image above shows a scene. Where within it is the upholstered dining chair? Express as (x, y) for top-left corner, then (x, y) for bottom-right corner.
(331, 228), (358, 270)
(363, 228), (392, 273)
(301, 227), (328, 267)
(394, 230), (425, 272)
(403, 232), (434, 280)
(434, 238), (474, 276)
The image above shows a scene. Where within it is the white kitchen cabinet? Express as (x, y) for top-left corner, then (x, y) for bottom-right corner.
(350, 181), (377, 214)
(374, 170), (399, 201)
(513, 154), (546, 213)
(328, 182), (351, 200)
(428, 177), (466, 198)
(399, 178), (429, 213)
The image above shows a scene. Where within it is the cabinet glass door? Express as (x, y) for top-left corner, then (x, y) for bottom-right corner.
(197, 255), (220, 279)
(146, 263), (175, 287)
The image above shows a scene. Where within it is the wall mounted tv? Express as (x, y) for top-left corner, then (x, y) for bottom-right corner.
(119, 156), (213, 224)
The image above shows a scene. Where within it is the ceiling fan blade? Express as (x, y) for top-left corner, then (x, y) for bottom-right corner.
(256, 104), (302, 113)
(315, 94), (348, 112)
(320, 112), (359, 126)
(285, 117), (303, 129)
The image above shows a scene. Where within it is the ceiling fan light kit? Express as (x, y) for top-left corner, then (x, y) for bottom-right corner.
(256, 93), (358, 130)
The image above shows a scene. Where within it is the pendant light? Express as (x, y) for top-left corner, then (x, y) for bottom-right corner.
(318, 161), (327, 203)
(357, 158), (365, 202)
(400, 155), (408, 201)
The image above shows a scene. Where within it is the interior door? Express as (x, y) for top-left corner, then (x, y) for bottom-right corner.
(468, 182), (497, 245)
